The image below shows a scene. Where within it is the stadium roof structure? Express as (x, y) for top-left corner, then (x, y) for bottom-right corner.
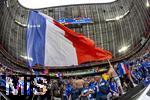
(18, 0), (117, 9)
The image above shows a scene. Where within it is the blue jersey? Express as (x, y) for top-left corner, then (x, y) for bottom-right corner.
(65, 84), (72, 97)
(97, 79), (110, 96)
(109, 82), (118, 93)
(142, 62), (150, 68)
(143, 77), (150, 86)
(81, 87), (89, 95)
(116, 69), (121, 78)
(0, 79), (6, 87)
(81, 87), (94, 100)
(89, 82), (95, 91)
(95, 82), (99, 93)
(135, 69), (143, 79)
(89, 82), (95, 89)
(131, 71), (139, 81)
(27, 82), (30, 95)
(89, 82), (96, 99)
(70, 88), (81, 100)
(137, 66), (145, 78)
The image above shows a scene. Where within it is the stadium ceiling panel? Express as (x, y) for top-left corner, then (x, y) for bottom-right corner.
(18, 0), (117, 9)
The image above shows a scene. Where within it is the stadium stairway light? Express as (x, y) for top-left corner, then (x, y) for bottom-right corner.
(118, 45), (130, 53)
(105, 10), (130, 22)
(20, 55), (33, 61)
(18, 0), (116, 9)
(15, 19), (27, 27)
(146, 0), (150, 7)
(115, 16), (121, 20)
(6, 0), (9, 7)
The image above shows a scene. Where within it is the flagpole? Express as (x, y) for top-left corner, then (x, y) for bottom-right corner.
(107, 59), (113, 68)
(107, 59), (117, 73)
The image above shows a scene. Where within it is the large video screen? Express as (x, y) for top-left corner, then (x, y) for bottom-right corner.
(57, 17), (93, 25)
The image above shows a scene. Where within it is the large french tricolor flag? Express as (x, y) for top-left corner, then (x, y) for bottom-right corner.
(26, 11), (112, 67)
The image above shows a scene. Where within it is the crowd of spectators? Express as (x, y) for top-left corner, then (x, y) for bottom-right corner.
(0, 49), (149, 100)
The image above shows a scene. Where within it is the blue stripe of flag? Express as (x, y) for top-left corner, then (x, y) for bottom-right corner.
(26, 11), (46, 67)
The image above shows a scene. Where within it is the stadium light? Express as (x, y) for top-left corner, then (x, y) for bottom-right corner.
(20, 55), (33, 61)
(146, 0), (150, 7)
(115, 16), (121, 20)
(18, 0), (116, 9)
(15, 20), (27, 27)
(105, 10), (130, 21)
(118, 45), (130, 53)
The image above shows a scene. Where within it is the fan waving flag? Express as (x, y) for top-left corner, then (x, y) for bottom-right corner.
(26, 11), (112, 67)
(117, 63), (129, 76)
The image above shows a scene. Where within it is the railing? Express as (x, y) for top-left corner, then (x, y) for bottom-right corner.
(0, 91), (10, 100)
